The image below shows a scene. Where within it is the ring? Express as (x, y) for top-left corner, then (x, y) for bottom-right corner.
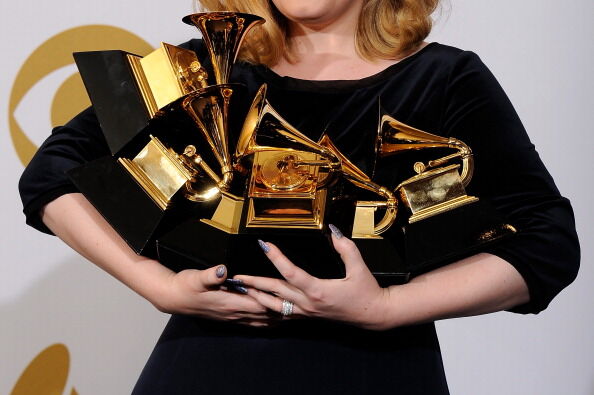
(280, 299), (294, 317)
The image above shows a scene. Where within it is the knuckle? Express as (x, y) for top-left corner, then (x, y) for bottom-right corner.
(271, 279), (285, 294)
(301, 303), (320, 317)
(268, 249), (282, 260)
(307, 286), (325, 304)
(221, 303), (236, 314)
(342, 238), (358, 253)
(247, 300), (267, 314)
(283, 267), (297, 280)
(255, 305), (268, 314)
(152, 301), (172, 314)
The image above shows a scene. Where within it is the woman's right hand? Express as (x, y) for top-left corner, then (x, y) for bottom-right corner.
(148, 265), (275, 327)
(42, 194), (274, 327)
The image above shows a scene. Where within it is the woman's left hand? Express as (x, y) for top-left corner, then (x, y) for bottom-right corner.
(234, 225), (391, 330)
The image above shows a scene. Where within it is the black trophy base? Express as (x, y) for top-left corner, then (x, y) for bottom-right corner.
(68, 156), (170, 256)
(73, 51), (151, 156)
(403, 200), (516, 275)
(156, 221), (410, 286)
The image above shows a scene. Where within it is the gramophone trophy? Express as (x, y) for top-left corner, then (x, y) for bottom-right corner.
(68, 11), (514, 286)
(155, 83), (406, 284)
(68, 12), (264, 254)
(374, 111), (516, 273)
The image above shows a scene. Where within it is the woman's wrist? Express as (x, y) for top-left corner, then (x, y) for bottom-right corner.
(121, 256), (178, 312)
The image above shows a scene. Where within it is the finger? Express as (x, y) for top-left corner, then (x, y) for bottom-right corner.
(257, 240), (318, 291)
(223, 279), (249, 295)
(328, 224), (369, 276)
(198, 290), (268, 315)
(246, 288), (305, 317)
(236, 318), (281, 328)
(198, 264), (228, 288)
(233, 275), (304, 304)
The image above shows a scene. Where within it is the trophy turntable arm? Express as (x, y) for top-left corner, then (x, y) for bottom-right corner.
(180, 145), (223, 202)
(412, 138), (475, 188)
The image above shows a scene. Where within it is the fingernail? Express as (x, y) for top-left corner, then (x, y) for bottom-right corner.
(236, 286), (249, 294)
(224, 278), (243, 285)
(216, 265), (226, 278)
(328, 224), (343, 239)
(258, 239), (270, 253)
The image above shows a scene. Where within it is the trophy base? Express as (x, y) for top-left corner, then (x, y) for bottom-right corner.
(73, 51), (153, 156)
(156, 220), (410, 286)
(403, 200), (516, 275)
(68, 156), (177, 255)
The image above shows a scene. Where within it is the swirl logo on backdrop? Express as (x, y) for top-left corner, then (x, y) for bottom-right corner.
(8, 25), (154, 166)
(11, 344), (78, 395)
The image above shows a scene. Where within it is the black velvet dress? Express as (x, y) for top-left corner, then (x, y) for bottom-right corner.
(19, 41), (580, 394)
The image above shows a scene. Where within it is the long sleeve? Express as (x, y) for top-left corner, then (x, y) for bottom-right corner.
(18, 107), (109, 234)
(441, 51), (580, 314)
(18, 39), (207, 236)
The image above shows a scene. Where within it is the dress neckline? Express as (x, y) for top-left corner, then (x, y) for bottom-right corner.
(250, 42), (438, 93)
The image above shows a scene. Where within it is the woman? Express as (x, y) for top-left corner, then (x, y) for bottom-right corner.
(19, 0), (579, 393)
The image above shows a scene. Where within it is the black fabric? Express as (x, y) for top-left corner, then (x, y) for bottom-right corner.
(18, 40), (580, 394)
(19, 107), (109, 233)
(133, 317), (448, 395)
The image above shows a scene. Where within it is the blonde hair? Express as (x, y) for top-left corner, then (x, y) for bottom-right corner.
(196, 0), (439, 66)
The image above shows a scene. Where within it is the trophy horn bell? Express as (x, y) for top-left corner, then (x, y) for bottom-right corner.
(235, 84), (341, 182)
(183, 12), (265, 86)
(376, 111), (474, 187)
(180, 84), (234, 193)
(318, 134), (398, 237)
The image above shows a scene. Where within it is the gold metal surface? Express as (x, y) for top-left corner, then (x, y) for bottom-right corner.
(127, 44), (207, 117)
(140, 43), (207, 109)
(201, 192), (244, 233)
(183, 12), (265, 85)
(246, 189), (327, 229)
(181, 84), (234, 191)
(236, 85), (339, 174)
(319, 134), (398, 237)
(376, 110), (479, 223)
(352, 204), (381, 239)
(233, 84), (343, 230)
(397, 164), (478, 223)
(117, 13), (485, 238)
(127, 54), (159, 117)
(118, 136), (192, 210)
(116, 13), (263, 215)
(377, 112), (474, 186)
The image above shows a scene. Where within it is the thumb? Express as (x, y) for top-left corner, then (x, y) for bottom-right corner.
(200, 264), (228, 287)
(328, 224), (368, 276)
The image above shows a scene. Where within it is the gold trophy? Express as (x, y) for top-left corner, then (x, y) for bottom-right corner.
(69, 11), (513, 284)
(69, 12), (264, 254)
(373, 110), (516, 272)
(158, 81), (406, 283)
(377, 111), (478, 223)
(117, 12), (265, 211)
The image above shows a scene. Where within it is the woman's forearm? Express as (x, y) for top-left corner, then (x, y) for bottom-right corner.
(381, 253), (530, 328)
(41, 193), (174, 308)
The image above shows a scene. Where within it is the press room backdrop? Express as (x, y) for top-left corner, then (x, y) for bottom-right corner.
(1, 1), (592, 394)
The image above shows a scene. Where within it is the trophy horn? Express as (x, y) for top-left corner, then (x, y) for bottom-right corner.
(183, 12), (264, 86)
(177, 84), (234, 197)
(377, 108), (480, 223)
(235, 84), (341, 182)
(376, 110), (474, 186)
(318, 135), (398, 238)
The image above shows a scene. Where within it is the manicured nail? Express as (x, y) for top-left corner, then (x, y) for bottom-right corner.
(224, 278), (243, 285)
(216, 265), (226, 278)
(328, 224), (343, 239)
(235, 286), (249, 295)
(258, 239), (270, 253)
